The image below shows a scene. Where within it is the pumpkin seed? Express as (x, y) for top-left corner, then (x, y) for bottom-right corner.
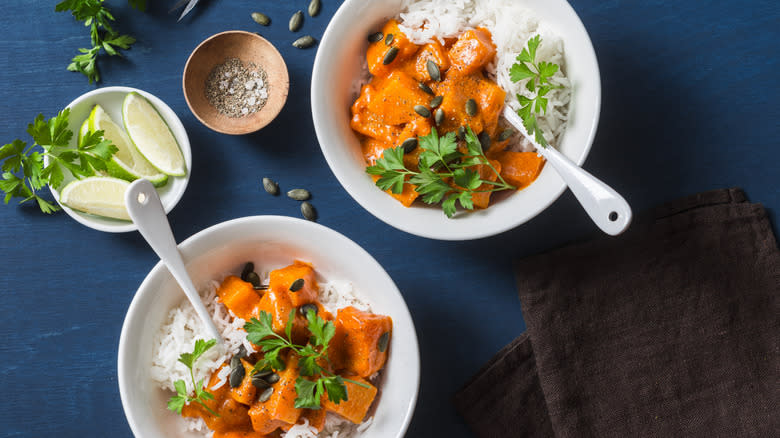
(292, 35), (316, 49)
(457, 126), (466, 140)
(258, 387), (274, 402)
(307, 0), (321, 17)
(254, 284), (269, 291)
(262, 177), (279, 195)
(289, 278), (305, 292)
(435, 108), (444, 126)
(498, 128), (515, 141)
(251, 12), (271, 26)
(300, 303), (318, 316)
(426, 60), (441, 82)
(466, 98), (478, 116)
(287, 188), (311, 201)
(418, 82), (434, 95)
(301, 201), (317, 221)
(382, 47), (399, 65)
(265, 373), (281, 384)
(289, 11), (303, 32)
(229, 362), (245, 388)
(401, 137), (418, 153)
(251, 373), (271, 389)
(377, 332), (390, 353)
(414, 105), (431, 118)
(254, 368), (273, 378)
(240, 262), (255, 281)
(478, 132), (491, 150)
(368, 32), (383, 43)
(384, 33), (394, 46)
(230, 354), (241, 370)
(429, 95), (443, 108)
(245, 271), (261, 288)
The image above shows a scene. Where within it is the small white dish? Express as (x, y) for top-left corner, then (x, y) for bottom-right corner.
(48, 86), (192, 233)
(118, 216), (420, 438)
(311, 0), (601, 240)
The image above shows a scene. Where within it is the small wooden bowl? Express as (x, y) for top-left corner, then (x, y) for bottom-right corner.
(183, 31), (289, 135)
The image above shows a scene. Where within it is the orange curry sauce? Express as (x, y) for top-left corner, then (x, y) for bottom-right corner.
(351, 20), (545, 209)
(181, 261), (392, 437)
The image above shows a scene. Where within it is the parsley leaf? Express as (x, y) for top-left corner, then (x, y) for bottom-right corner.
(167, 339), (219, 417)
(509, 36), (565, 148)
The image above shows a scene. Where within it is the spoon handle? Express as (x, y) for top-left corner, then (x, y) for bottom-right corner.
(502, 107), (632, 235)
(125, 179), (222, 343)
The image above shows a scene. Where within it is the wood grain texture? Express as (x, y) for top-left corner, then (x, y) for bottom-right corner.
(0, 1), (778, 437)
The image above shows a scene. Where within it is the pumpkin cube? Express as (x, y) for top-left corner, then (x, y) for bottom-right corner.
(331, 307), (392, 377)
(217, 276), (262, 321)
(248, 355), (302, 434)
(447, 28), (496, 75)
(269, 260), (319, 307)
(322, 375), (378, 424)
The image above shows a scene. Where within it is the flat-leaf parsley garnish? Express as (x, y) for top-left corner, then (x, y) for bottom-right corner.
(167, 339), (220, 417)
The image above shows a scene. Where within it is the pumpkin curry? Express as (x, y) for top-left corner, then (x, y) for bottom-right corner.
(181, 261), (392, 437)
(351, 20), (546, 210)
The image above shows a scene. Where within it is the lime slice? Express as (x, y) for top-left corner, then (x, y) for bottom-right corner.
(122, 93), (186, 176)
(59, 176), (131, 221)
(87, 105), (169, 187)
(78, 118), (89, 145)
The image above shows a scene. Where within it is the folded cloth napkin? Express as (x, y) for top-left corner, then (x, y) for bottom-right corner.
(454, 188), (779, 437)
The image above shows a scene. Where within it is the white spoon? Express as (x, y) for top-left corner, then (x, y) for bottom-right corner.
(502, 106), (632, 235)
(125, 178), (223, 343)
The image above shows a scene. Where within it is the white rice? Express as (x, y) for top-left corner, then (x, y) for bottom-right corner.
(151, 272), (373, 438)
(396, 0), (571, 149)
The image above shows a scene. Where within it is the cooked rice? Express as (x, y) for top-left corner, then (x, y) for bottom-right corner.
(151, 272), (373, 438)
(396, 0), (571, 149)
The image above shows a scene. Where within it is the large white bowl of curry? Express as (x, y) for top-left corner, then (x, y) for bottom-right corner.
(311, 0), (601, 240)
(118, 216), (419, 437)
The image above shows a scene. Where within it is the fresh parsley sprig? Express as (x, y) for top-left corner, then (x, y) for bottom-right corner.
(0, 109), (118, 213)
(366, 127), (515, 218)
(55, 0), (140, 83)
(509, 35), (563, 147)
(244, 309), (369, 409)
(167, 339), (220, 417)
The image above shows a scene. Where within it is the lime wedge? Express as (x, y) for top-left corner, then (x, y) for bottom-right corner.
(59, 176), (131, 221)
(78, 117), (89, 145)
(87, 105), (169, 187)
(122, 92), (186, 176)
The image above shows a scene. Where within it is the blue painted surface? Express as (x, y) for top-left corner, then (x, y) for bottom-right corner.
(0, 1), (777, 436)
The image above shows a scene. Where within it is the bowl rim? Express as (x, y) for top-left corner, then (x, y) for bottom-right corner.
(117, 215), (420, 438)
(311, 0), (602, 240)
(182, 30), (290, 135)
(47, 86), (192, 233)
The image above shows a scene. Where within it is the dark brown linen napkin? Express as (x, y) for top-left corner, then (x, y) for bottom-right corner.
(455, 188), (779, 437)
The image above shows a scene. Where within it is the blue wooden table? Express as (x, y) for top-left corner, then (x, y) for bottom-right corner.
(0, 1), (777, 436)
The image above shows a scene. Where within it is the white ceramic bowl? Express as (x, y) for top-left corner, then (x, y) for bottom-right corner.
(311, 0), (601, 240)
(118, 216), (419, 438)
(48, 86), (192, 233)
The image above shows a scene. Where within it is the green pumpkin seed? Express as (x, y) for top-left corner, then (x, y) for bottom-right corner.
(289, 278), (305, 292)
(377, 332), (390, 353)
(498, 128), (515, 141)
(457, 126), (466, 140)
(307, 0), (321, 17)
(430, 95), (443, 108)
(414, 105), (431, 118)
(382, 47), (399, 65)
(251, 373), (271, 390)
(401, 137), (418, 153)
(262, 177), (279, 195)
(245, 271), (261, 288)
(240, 262), (255, 281)
(426, 60), (441, 82)
(385, 33), (394, 46)
(287, 188), (311, 201)
(478, 132), (491, 150)
(258, 387), (274, 402)
(292, 35), (316, 49)
(299, 303), (318, 316)
(289, 10), (303, 32)
(254, 368), (273, 378)
(466, 98), (478, 116)
(251, 12), (271, 26)
(418, 82), (434, 95)
(229, 362), (245, 388)
(435, 108), (444, 126)
(368, 32), (383, 43)
(301, 201), (317, 221)
(265, 373), (281, 384)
